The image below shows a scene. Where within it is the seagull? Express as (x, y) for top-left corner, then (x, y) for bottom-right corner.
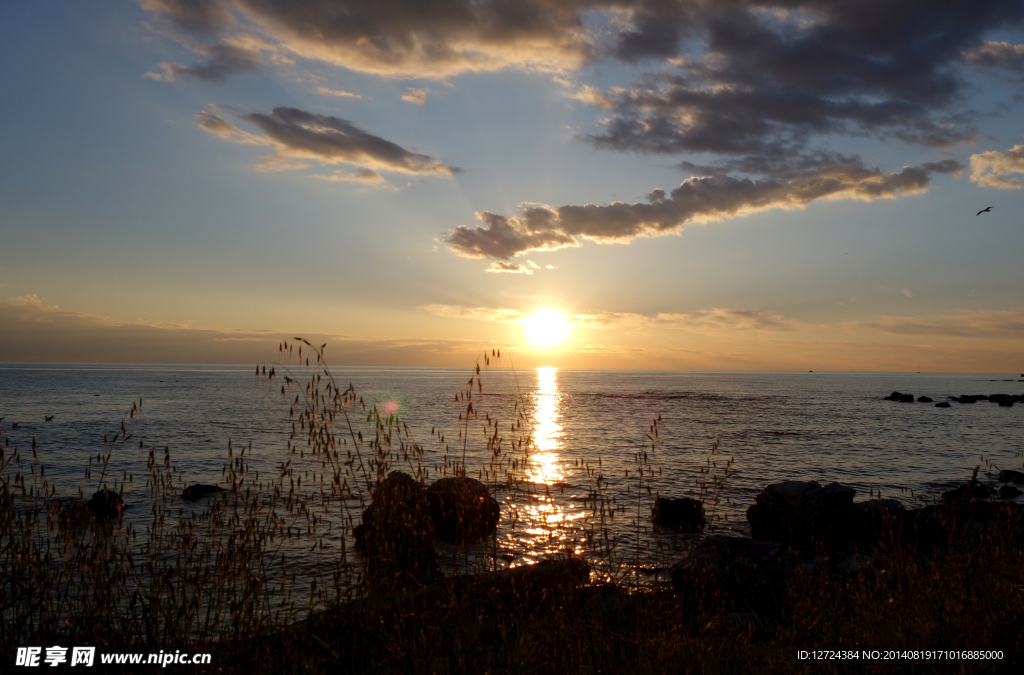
(45, 415), (54, 422)
(976, 206), (993, 216)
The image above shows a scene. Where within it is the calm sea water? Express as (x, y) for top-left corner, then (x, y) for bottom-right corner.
(2, 363), (1023, 581)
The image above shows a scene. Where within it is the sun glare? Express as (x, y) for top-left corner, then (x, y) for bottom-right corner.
(525, 310), (570, 346)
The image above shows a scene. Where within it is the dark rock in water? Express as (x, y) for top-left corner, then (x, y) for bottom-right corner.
(181, 484), (221, 501)
(935, 402), (951, 408)
(948, 396), (958, 401)
(883, 391), (904, 401)
(999, 485), (1022, 499)
(999, 400), (1014, 407)
(958, 395), (977, 403)
(942, 482), (995, 502)
(88, 489), (125, 519)
(999, 469), (1024, 484)
(468, 557), (590, 600)
(988, 393), (1013, 403)
(975, 394), (990, 400)
(355, 471), (438, 584)
(746, 480), (855, 542)
(426, 476), (501, 543)
(899, 394), (915, 402)
(651, 497), (705, 531)
(916, 396), (933, 403)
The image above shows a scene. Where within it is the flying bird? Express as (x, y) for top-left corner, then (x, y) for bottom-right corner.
(976, 206), (993, 216)
(45, 415), (54, 422)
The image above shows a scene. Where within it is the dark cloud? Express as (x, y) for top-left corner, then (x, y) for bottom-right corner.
(139, 0), (594, 77)
(145, 44), (261, 82)
(198, 107), (459, 176)
(587, 0), (1023, 158)
(138, 0), (235, 35)
(444, 160), (962, 259)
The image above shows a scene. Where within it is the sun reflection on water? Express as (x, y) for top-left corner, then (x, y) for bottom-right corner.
(527, 366), (564, 485)
(503, 366), (587, 562)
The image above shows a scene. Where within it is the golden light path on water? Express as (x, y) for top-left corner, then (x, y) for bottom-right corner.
(513, 366), (586, 560)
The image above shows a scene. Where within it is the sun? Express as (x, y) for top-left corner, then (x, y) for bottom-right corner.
(525, 310), (570, 346)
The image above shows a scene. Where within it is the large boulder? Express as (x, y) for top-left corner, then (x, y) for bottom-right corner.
(88, 489), (125, 519)
(426, 476), (501, 543)
(354, 471), (438, 584)
(746, 480), (855, 542)
(651, 497), (705, 531)
(999, 469), (1024, 484)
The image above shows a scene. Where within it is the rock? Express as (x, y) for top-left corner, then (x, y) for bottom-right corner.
(836, 554), (872, 574)
(745, 480), (855, 542)
(958, 395), (977, 403)
(916, 396), (933, 403)
(975, 394), (990, 400)
(935, 402), (951, 408)
(999, 401), (1014, 407)
(883, 391), (904, 401)
(989, 394), (1013, 403)
(999, 469), (1024, 484)
(651, 497), (705, 531)
(355, 471), (438, 584)
(426, 476), (501, 543)
(58, 500), (93, 528)
(88, 489), (125, 519)
(181, 484), (221, 501)
(899, 394), (915, 402)
(942, 482), (995, 502)
(836, 499), (905, 546)
(998, 485), (1022, 499)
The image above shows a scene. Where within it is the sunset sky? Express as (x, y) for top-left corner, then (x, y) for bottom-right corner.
(2, 0), (1023, 370)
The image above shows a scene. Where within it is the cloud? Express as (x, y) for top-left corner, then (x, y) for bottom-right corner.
(137, 0), (592, 78)
(315, 168), (385, 183)
(964, 41), (1024, 73)
(419, 304), (795, 331)
(486, 261), (534, 274)
(970, 144), (1024, 189)
(401, 88), (429, 105)
(197, 106), (459, 177)
(580, 1), (1024, 161)
(144, 43), (261, 82)
(314, 87), (363, 99)
(902, 288), (914, 298)
(444, 160), (960, 260)
(0, 297), (495, 365)
(845, 309), (1024, 340)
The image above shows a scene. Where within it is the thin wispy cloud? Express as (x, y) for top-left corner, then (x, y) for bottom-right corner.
(144, 43), (261, 82)
(196, 107), (460, 179)
(314, 87), (362, 99)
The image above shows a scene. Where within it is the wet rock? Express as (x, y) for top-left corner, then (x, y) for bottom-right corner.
(883, 391), (904, 401)
(916, 396), (933, 403)
(181, 484), (221, 501)
(989, 394), (1013, 403)
(935, 402), (951, 408)
(942, 482), (995, 502)
(88, 489), (125, 519)
(999, 469), (1024, 484)
(999, 485), (1022, 499)
(999, 401), (1014, 407)
(651, 497), (705, 531)
(426, 476), (501, 543)
(958, 395), (977, 403)
(746, 480), (855, 542)
(355, 471), (438, 584)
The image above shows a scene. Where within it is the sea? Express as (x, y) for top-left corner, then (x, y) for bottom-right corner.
(2, 363), (1023, 587)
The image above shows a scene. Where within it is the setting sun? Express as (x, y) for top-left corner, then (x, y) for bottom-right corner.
(525, 310), (570, 346)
